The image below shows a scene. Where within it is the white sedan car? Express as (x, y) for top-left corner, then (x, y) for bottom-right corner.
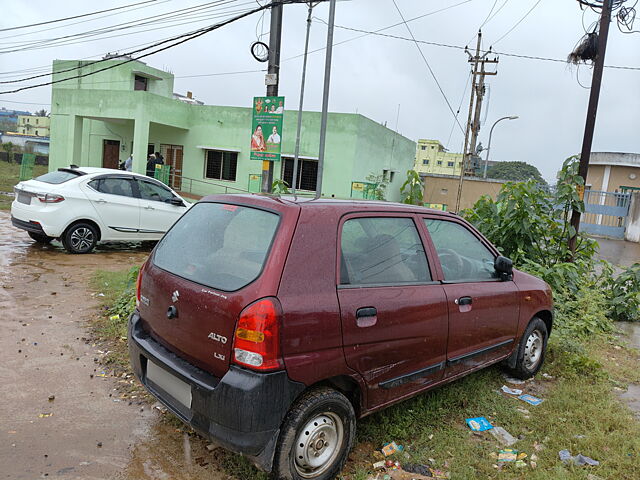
(11, 166), (190, 254)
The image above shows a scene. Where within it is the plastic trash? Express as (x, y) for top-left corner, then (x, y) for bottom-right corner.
(501, 385), (523, 395)
(518, 394), (544, 406)
(381, 441), (403, 457)
(498, 449), (518, 462)
(466, 417), (493, 431)
(559, 449), (600, 466)
(490, 426), (518, 446)
(502, 374), (525, 385)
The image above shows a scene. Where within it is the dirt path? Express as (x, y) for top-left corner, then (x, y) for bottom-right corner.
(0, 212), (155, 479)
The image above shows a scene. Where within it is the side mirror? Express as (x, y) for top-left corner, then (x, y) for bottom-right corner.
(167, 197), (186, 207)
(494, 256), (513, 280)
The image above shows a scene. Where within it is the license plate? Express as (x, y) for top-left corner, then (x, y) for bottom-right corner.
(17, 192), (31, 205)
(146, 361), (192, 409)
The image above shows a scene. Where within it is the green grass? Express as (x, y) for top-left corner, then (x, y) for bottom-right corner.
(0, 160), (48, 210)
(90, 268), (640, 479)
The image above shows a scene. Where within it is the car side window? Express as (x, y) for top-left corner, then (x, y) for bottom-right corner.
(424, 219), (496, 282)
(340, 217), (431, 286)
(138, 180), (174, 203)
(90, 178), (135, 198)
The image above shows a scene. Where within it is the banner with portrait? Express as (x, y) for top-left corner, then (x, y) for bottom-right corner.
(250, 96), (284, 162)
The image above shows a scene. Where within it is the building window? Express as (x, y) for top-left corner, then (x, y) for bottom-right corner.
(205, 150), (238, 181)
(421, 146), (426, 150)
(134, 75), (148, 91)
(35, 118), (39, 125)
(282, 157), (318, 191)
(422, 159), (429, 165)
(35, 130), (39, 136)
(447, 161), (454, 167)
(437, 160), (443, 166)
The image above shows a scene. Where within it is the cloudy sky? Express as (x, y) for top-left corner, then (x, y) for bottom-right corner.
(1, 0), (639, 182)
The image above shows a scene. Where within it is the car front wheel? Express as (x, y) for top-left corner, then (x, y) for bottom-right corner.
(62, 223), (98, 254)
(507, 317), (548, 379)
(28, 232), (54, 244)
(272, 387), (355, 480)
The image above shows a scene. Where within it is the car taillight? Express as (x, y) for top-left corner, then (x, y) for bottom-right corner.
(135, 266), (143, 308)
(36, 193), (65, 203)
(233, 298), (283, 371)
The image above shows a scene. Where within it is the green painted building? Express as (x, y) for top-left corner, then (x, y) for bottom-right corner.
(50, 58), (415, 201)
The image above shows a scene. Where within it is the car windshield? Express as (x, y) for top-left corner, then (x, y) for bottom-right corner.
(153, 202), (280, 291)
(34, 170), (82, 184)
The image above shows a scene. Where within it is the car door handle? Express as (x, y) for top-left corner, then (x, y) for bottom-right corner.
(455, 296), (472, 305)
(355, 307), (377, 328)
(96, 198), (107, 204)
(145, 205), (155, 210)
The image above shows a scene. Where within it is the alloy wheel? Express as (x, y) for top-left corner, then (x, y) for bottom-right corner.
(70, 227), (94, 252)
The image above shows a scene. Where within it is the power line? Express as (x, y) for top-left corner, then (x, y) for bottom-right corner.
(391, 0), (465, 134)
(491, 0), (544, 46)
(0, 0), (162, 32)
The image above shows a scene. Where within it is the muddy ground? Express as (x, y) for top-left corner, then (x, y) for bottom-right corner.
(0, 212), (234, 480)
(1, 210), (639, 479)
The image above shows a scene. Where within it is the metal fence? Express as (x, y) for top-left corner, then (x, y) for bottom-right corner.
(581, 189), (631, 239)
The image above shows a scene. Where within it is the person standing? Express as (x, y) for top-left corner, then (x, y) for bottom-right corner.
(124, 154), (133, 172)
(146, 154), (156, 177)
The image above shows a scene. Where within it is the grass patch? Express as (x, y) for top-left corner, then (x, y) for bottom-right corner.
(0, 160), (49, 210)
(91, 268), (640, 479)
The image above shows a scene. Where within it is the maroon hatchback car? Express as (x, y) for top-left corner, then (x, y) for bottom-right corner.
(128, 194), (553, 480)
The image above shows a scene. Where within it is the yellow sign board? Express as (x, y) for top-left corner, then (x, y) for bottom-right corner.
(351, 182), (365, 192)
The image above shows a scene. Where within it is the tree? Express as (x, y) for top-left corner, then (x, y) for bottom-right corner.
(486, 161), (547, 185)
(35, 109), (48, 117)
(400, 169), (424, 205)
(2, 142), (15, 163)
(365, 173), (388, 201)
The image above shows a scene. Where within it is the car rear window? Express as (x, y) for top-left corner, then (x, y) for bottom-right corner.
(35, 170), (82, 184)
(153, 203), (280, 291)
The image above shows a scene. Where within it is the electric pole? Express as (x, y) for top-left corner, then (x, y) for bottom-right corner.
(568, 0), (613, 258)
(455, 31), (498, 212)
(261, 0), (284, 193)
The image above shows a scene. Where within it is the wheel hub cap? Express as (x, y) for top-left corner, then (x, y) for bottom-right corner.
(70, 228), (94, 251)
(524, 330), (543, 370)
(294, 413), (343, 478)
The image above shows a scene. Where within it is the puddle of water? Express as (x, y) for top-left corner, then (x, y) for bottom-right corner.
(617, 322), (640, 350)
(619, 385), (640, 420)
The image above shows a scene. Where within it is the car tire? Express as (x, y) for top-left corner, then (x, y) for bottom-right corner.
(28, 232), (54, 244)
(62, 222), (98, 254)
(506, 317), (548, 380)
(272, 387), (356, 480)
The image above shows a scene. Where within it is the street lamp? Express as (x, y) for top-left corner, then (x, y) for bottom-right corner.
(483, 115), (519, 178)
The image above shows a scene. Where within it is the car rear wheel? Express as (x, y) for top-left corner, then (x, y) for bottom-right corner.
(506, 317), (548, 379)
(28, 232), (54, 244)
(272, 387), (355, 480)
(62, 223), (98, 254)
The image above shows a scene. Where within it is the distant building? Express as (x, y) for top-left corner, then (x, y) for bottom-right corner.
(421, 173), (507, 212)
(0, 108), (31, 129)
(414, 139), (484, 176)
(17, 115), (51, 137)
(586, 152), (640, 193)
(0, 132), (50, 154)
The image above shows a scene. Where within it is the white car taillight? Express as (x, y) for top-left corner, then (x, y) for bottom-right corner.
(36, 193), (65, 203)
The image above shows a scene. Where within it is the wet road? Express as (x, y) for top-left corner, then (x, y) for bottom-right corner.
(596, 237), (640, 267)
(0, 213), (242, 480)
(0, 212), (154, 479)
(618, 322), (640, 420)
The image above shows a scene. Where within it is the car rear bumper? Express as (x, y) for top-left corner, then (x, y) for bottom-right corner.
(128, 311), (304, 472)
(11, 216), (48, 235)
(10, 201), (66, 237)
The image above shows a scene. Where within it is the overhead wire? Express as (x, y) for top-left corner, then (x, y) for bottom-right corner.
(0, 0), (162, 32)
(491, 0), (544, 46)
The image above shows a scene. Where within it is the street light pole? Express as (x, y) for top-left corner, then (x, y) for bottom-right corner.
(483, 115), (518, 178)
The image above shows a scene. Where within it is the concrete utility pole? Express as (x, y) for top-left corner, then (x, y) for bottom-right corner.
(568, 0), (613, 258)
(454, 31), (498, 212)
(314, 0), (336, 199)
(261, 0), (284, 193)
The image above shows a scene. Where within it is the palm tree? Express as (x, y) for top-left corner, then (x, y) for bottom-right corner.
(35, 109), (48, 117)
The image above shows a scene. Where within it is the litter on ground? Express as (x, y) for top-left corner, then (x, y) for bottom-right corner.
(490, 426), (518, 446)
(559, 449), (599, 466)
(500, 385), (523, 395)
(518, 394), (544, 406)
(466, 417), (493, 431)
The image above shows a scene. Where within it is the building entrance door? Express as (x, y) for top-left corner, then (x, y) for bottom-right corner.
(160, 144), (184, 190)
(102, 140), (120, 169)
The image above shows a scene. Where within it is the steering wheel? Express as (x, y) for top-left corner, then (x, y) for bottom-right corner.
(439, 248), (464, 280)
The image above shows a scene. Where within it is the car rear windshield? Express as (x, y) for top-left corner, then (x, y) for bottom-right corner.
(153, 202), (280, 291)
(35, 170), (82, 184)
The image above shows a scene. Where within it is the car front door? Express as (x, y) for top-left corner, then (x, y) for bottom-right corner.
(337, 214), (448, 411)
(82, 176), (140, 240)
(136, 179), (187, 239)
(422, 217), (520, 378)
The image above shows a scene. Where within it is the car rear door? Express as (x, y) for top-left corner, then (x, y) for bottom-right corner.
(337, 213), (448, 410)
(82, 175), (140, 240)
(421, 216), (520, 378)
(136, 178), (187, 239)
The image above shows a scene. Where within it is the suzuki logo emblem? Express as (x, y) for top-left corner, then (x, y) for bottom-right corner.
(171, 290), (180, 303)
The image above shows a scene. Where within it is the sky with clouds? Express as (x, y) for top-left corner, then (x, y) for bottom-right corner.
(1, 0), (639, 182)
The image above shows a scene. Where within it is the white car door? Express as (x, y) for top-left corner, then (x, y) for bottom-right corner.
(136, 179), (187, 239)
(82, 176), (141, 240)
